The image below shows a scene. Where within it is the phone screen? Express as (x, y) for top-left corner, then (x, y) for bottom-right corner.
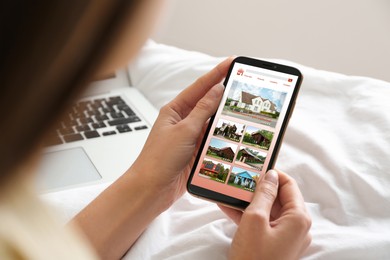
(188, 57), (302, 207)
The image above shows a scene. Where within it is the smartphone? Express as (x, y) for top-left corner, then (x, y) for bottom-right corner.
(187, 56), (303, 209)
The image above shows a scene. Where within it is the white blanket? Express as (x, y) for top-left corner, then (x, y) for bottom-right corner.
(42, 41), (390, 259)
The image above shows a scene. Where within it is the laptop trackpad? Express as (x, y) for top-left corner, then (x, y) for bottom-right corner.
(36, 147), (102, 192)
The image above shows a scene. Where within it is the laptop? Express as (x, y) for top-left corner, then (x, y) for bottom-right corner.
(35, 68), (158, 193)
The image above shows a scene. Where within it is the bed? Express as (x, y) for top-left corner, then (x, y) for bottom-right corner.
(42, 41), (390, 259)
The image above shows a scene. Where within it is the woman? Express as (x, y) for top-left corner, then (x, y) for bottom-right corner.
(0, 1), (311, 259)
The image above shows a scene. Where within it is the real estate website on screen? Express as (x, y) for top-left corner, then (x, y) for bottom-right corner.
(191, 62), (299, 202)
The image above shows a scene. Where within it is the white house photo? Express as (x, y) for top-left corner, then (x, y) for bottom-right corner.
(230, 91), (277, 114)
(227, 80), (287, 115)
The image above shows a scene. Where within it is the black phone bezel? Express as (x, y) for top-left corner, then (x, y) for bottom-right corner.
(187, 56), (303, 209)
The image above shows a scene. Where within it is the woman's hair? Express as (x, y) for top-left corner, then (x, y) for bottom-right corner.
(0, 1), (142, 184)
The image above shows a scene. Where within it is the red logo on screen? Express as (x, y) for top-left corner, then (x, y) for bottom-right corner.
(288, 78), (293, 82)
(237, 68), (244, 76)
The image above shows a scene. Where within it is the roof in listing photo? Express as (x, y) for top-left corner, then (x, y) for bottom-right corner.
(206, 138), (238, 163)
(198, 158), (231, 184)
(222, 80), (287, 127)
(242, 125), (274, 151)
(235, 146), (266, 171)
(227, 166), (260, 192)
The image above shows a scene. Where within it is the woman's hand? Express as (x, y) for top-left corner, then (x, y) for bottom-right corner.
(130, 57), (233, 209)
(74, 58), (233, 259)
(219, 170), (312, 260)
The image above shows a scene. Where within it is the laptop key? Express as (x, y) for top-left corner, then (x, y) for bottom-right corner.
(80, 117), (93, 124)
(109, 96), (123, 101)
(59, 127), (75, 135)
(78, 101), (91, 108)
(87, 110), (100, 117)
(76, 125), (91, 132)
(102, 107), (115, 113)
(92, 122), (106, 129)
(111, 112), (124, 119)
(94, 98), (105, 104)
(134, 125), (148, 130)
(103, 131), (116, 136)
(95, 114), (109, 121)
(121, 107), (135, 116)
(108, 96), (125, 105)
(63, 133), (84, 143)
(117, 125), (132, 133)
(108, 116), (141, 126)
(117, 104), (130, 110)
(63, 119), (78, 127)
(91, 102), (101, 110)
(84, 130), (100, 139)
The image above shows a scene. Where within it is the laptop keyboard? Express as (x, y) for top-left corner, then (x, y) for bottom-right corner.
(45, 96), (148, 146)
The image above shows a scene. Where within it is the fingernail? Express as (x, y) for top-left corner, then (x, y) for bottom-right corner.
(216, 83), (225, 92)
(265, 170), (278, 185)
(210, 83), (224, 97)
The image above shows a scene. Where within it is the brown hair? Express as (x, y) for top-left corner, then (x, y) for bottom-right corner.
(0, 0), (142, 184)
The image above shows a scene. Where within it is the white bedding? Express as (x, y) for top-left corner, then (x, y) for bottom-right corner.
(42, 41), (390, 259)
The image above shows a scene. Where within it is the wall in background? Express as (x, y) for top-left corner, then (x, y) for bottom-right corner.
(153, 0), (390, 82)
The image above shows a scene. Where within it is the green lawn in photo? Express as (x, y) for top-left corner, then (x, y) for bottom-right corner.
(206, 151), (233, 163)
(206, 150), (234, 163)
(242, 131), (273, 150)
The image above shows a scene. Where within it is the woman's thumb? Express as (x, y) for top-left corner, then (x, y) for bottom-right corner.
(247, 170), (279, 222)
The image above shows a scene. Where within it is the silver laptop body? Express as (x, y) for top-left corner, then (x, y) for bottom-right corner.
(35, 68), (158, 192)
